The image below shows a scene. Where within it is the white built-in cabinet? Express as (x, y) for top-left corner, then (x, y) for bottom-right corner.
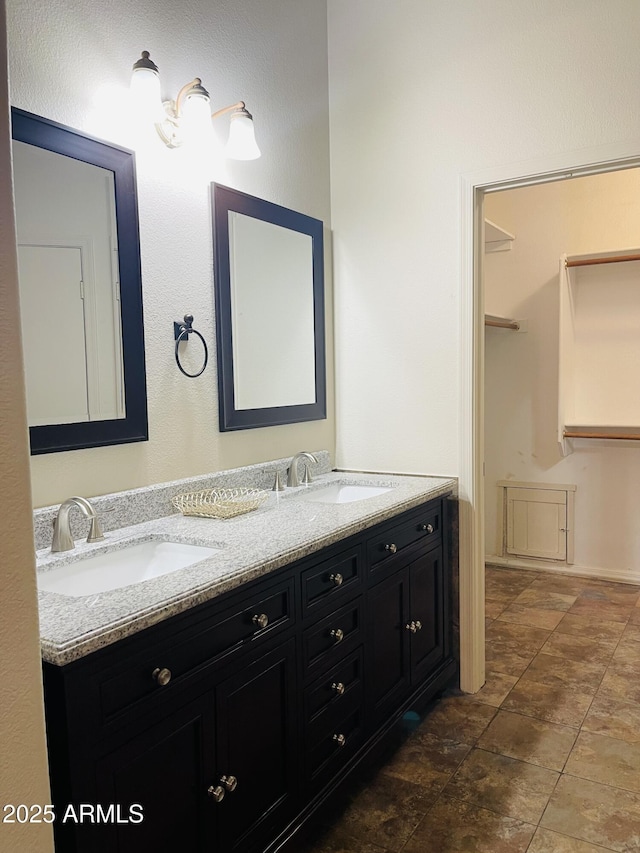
(498, 481), (576, 565)
(558, 249), (640, 455)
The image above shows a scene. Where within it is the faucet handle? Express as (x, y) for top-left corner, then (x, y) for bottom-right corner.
(87, 514), (105, 543)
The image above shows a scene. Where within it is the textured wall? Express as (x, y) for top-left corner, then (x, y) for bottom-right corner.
(0, 2), (53, 849)
(7, 0), (333, 507)
(328, 0), (640, 478)
(484, 170), (640, 579)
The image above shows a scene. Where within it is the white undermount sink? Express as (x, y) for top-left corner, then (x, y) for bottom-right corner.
(37, 540), (220, 598)
(301, 483), (392, 504)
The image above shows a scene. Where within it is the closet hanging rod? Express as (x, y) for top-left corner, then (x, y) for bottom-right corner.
(484, 314), (520, 330)
(565, 253), (640, 268)
(563, 430), (640, 440)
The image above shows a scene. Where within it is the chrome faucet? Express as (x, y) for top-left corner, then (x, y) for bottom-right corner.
(287, 452), (318, 488)
(51, 496), (105, 553)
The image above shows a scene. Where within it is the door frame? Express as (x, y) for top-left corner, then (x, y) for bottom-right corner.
(459, 142), (640, 693)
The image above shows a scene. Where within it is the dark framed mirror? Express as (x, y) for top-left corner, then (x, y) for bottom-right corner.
(212, 183), (326, 431)
(11, 108), (148, 454)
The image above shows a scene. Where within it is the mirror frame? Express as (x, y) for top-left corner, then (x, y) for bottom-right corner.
(11, 107), (148, 455)
(212, 183), (326, 431)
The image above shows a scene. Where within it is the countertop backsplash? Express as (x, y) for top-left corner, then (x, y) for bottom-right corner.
(32, 450), (332, 552)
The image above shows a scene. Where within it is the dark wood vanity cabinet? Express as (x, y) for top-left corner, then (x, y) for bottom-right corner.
(43, 495), (456, 853)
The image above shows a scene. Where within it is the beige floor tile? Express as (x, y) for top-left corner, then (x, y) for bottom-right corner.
(477, 710), (577, 771)
(444, 748), (559, 824)
(541, 775), (640, 852)
(464, 671), (519, 708)
(502, 681), (593, 728)
(402, 796), (535, 853)
(519, 653), (607, 695)
(565, 731), (640, 793)
(555, 614), (626, 641)
(497, 606), (566, 631)
(416, 695), (497, 743)
(567, 598), (633, 624)
(528, 827), (615, 852)
(512, 588), (577, 611)
(612, 637), (640, 664)
(486, 598), (507, 619)
(340, 771), (435, 852)
(486, 622), (551, 677)
(580, 585), (640, 607)
(540, 632), (617, 665)
(299, 826), (390, 853)
(582, 693), (640, 744)
(381, 731), (470, 790)
(598, 661), (640, 704)
(527, 574), (592, 597)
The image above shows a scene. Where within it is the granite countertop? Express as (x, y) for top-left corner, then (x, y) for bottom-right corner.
(37, 471), (456, 665)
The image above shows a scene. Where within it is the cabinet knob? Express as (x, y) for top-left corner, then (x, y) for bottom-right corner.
(384, 543), (398, 554)
(252, 613), (269, 629)
(414, 620), (423, 631)
(405, 621), (417, 634)
(329, 572), (344, 587)
(207, 785), (225, 803)
(333, 733), (347, 747)
(419, 523), (434, 534)
(219, 775), (238, 792)
(331, 681), (346, 696)
(330, 628), (344, 643)
(152, 667), (172, 686)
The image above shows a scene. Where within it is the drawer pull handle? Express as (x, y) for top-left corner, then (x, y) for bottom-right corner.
(330, 628), (344, 643)
(405, 621), (417, 634)
(419, 523), (435, 534)
(219, 775), (238, 792)
(331, 681), (346, 696)
(384, 543), (398, 554)
(152, 667), (172, 686)
(207, 785), (225, 803)
(333, 733), (347, 747)
(252, 613), (269, 629)
(329, 572), (344, 587)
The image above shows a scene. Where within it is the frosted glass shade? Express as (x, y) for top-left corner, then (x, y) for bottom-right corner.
(130, 68), (164, 122)
(181, 92), (214, 145)
(226, 114), (261, 160)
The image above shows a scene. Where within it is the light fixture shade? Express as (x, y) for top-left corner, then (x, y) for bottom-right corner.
(130, 52), (164, 122)
(181, 86), (213, 145)
(226, 110), (261, 160)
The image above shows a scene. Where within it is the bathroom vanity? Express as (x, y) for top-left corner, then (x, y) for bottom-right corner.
(36, 465), (457, 853)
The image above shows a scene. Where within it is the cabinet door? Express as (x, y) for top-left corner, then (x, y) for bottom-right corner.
(91, 694), (216, 853)
(215, 638), (298, 852)
(408, 547), (445, 685)
(367, 566), (411, 728)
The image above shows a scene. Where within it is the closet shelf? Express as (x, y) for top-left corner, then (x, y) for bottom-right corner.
(485, 314), (520, 331)
(485, 218), (515, 253)
(563, 426), (640, 441)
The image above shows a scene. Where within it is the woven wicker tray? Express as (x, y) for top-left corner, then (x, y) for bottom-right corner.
(171, 488), (268, 519)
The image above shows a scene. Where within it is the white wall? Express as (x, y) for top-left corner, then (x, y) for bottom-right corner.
(0, 2), (53, 849)
(7, 0), (333, 507)
(484, 169), (640, 579)
(327, 0), (640, 479)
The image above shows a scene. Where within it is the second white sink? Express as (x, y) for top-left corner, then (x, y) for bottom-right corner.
(302, 484), (392, 504)
(37, 540), (220, 598)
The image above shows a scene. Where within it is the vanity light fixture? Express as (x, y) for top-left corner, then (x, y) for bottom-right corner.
(130, 51), (261, 160)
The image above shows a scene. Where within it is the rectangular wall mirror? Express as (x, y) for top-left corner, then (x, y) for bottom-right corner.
(11, 108), (148, 454)
(212, 183), (326, 431)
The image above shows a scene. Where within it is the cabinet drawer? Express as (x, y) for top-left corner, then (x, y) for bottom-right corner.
(367, 504), (441, 570)
(301, 547), (362, 618)
(306, 704), (364, 785)
(98, 579), (294, 723)
(304, 648), (363, 723)
(302, 599), (362, 678)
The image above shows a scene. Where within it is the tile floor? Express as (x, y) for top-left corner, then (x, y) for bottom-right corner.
(299, 566), (640, 852)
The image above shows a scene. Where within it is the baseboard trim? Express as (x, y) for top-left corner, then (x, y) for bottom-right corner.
(486, 555), (640, 586)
